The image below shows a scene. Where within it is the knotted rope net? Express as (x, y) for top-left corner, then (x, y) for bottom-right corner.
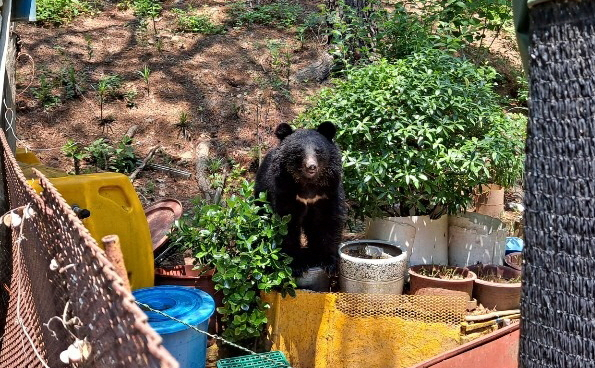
(0, 128), (178, 367)
(522, 0), (595, 366)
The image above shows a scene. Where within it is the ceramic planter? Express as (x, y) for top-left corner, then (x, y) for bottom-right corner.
(339, 239), (408, 294)
(409, 265), (477, 300)
(467, 264), (522, 310)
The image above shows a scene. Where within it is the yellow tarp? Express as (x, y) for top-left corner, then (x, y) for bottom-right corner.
(264, 291), (466, 368)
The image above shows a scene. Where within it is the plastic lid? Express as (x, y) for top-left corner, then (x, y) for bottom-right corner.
(133, 285), (216, 335)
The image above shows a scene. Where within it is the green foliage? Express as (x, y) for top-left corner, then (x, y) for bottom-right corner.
(32, 73), (60, 109)
(132, 0), (161, 19)
(61, 139), (89, 174)
(59, 65), (85, 100)
(228, 1), (302, 28)
(170, 180), (295, 341)
(83, 137), (138, 173)
(419, 0), (512, 49)
(124, 88), (138, 108)
(206, 159), (247, 197)
(36, 0), (94, 25)
(133, 0), (162, 33)
(96, 74), (123, 122)
(176, 111), (192, 140)
(267, 40), (293, 90)
(173, 8), (225, 34)
(97, 74), (123, 99)
(296, 50), (526, 218)
(137, 65), (151, 95)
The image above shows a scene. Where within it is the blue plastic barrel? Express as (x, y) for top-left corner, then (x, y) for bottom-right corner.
(133, 285), (215, 368)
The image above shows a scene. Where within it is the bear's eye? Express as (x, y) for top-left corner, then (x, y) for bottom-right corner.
(315, 148), (323, 155)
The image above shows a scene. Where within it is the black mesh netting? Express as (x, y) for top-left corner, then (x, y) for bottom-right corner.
(521, 0), (595, 367)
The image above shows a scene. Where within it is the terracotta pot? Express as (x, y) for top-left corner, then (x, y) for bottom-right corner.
(467, 264), (521, 311)
(473, 184), (505, 218)
(408, 265), (476, 300)
(504, 252), (523, 271)
(154, 265), (223, 335)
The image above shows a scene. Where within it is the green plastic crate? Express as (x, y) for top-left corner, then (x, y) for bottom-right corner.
(216, 351), (290, 368)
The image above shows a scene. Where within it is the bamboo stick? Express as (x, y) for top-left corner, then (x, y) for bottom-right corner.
(102, 234), (131, 292)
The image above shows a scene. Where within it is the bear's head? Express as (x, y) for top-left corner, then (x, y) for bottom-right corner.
(274, 122), (341, 184)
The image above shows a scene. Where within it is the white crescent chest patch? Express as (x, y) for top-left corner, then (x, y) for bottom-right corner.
(296, 194), (328, 205)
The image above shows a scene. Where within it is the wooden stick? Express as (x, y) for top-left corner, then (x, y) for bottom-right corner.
(195, 140), (214, 202)
(129, 145), (159, 182)
(465, 309), (521, 322)
(102, 234), (131, 292)
(461, 314), (521, 333)
(125, 125), (139, 138)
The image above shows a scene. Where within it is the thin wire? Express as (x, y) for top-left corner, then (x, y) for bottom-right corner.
(135, 301), (292, 368)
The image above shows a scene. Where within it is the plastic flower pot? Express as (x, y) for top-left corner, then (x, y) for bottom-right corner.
(409, 265), (476, 300)
(467, 264), (522, 311)
(339, 239), (408, 294)
(366, 215), (447, 266)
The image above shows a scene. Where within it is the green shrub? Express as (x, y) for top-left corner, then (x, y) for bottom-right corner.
(32, 73), (60, 109)
(170, 180), (295, 341)
(173, 8), (225, 34)
(84, 137), (138, 174)
(36, 0), (94, 25)
(228, 0), (302, 28)
(296, 50), (526, 218)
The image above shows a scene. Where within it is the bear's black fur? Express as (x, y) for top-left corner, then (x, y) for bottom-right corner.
(255, 122), (346, 275)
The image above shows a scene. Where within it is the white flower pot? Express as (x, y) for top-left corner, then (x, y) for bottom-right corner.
(448, 213), (507, 267)
(365, 215), (448, 266)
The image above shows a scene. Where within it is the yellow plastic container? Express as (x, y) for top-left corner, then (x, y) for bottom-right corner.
(17, 149), (154, 290)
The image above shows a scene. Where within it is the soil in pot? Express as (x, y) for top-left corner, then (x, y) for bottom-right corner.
(408, 265), (476, 300)
(467, 264), (521, 310)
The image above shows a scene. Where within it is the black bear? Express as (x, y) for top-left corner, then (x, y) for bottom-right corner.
(255, 122), (346, 275)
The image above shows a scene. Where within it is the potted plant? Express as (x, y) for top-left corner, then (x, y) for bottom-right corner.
(296, 49), (526, 266)
(409, 265), (476, 300)
(338, 239), (408, 294)
(467, 263), (522, 310)
(168, 180), (296, 344)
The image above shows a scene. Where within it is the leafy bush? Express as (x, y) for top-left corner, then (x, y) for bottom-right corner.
(170, 180), (295, 341)
(36, 0), (94, 25)
(228, 1), (302, 28)
(173, 8), (225, 34)
(83, 137), (138, 174)
(32, 73), (60, 109)
(318, 0), (513, 71)
(296, 50), (526, 218)
(419, 0), (512, 49)
(132, 0), (161, 19)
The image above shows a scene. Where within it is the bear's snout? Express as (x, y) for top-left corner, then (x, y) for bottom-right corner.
(303, 155), (319, 178)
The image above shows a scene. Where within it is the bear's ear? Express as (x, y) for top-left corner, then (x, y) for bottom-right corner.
(317, 122), (337, 141)
(275, 123), (294, 141)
